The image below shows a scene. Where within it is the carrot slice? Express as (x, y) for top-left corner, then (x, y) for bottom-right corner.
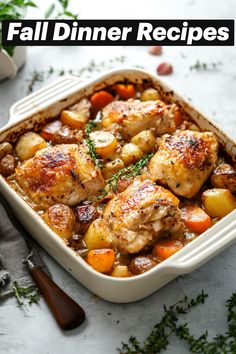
(181, 206), (212, 233)
(174, 110), (182, 127)
(153, 240), (183, 260)
(90, 91), (114, 110)
(87, 249), (115, 273)
(115, 84), (136, 100)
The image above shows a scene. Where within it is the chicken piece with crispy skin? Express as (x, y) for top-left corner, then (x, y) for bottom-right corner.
(102, 99), (180, 138)
(15, 144), (105, 207)
(148, 130), (218, 198)
(103, 176), (183, 254)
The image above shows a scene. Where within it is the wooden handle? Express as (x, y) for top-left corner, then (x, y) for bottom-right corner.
(31, 266), (85, 330)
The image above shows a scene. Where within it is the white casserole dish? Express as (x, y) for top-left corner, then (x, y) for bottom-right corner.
(0, 68), (236, 303)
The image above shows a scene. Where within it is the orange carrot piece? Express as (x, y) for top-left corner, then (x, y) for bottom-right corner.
(115, 84), (136, 100)
(90, 91), (114, 110)
(153, 240), (183, 260)
(174, 110), (182, 127)
(87, 248), (115, 273)
(181, 206), (212, 233)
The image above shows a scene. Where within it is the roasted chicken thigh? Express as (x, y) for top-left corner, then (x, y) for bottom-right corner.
(149, 130), (218, 198)
(102, 99), (180, 138)
(103, 177), (183, 254)
(15, 144), (105, 207)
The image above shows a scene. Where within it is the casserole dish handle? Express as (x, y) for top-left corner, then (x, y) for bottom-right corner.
(9, 76), (87, 123)
(165, 211), (236, 274)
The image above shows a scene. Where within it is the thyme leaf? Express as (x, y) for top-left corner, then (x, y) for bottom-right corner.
(25, 56), (126, 94)
(119, 290), (236, 354)
(98, 153), (154, 198)
(0, 0), (37, 56)
(190, 60), (222, 71)
(85, 121), (102, 168)
(12, 281), (40, 306)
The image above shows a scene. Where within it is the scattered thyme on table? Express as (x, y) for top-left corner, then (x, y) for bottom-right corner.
(25, 55), (126, 94)
(190, 60), (222, 71)
(119, 290), (236, 354)
(12, 281), (40, 306)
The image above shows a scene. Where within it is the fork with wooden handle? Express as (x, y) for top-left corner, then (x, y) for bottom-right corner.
(25, 254), (85, 330)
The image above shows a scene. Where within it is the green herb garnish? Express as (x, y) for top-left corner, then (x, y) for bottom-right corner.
(25, 56), (126, 94)
(0, 0), (37, 56)
(85, 121), (102, 168)
(45, 0), (79, 19)
(119, 290), (236, 354)
(99, 153), (154, 198)
(12, 281), (40, 306)
(190, 60), (221, 71)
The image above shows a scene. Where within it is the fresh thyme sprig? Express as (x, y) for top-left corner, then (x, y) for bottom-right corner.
(25, 56), (126, 94)
(12, 281), (40, 306)
(99, 153), (154, 198)
(119, 291), (236, 354)
(85, 121), (102, 168)
(190, 60), (222, 71)
(0, 0), (37, 56)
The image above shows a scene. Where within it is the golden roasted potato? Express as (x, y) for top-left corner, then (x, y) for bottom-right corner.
(43, 204), (75, 240)
(60, 110), (88, 130)
(140, 88), (160, 102)
(202, 188), (236, 218)
(0, 142), (13, 160)
(131, 129), (156, 153)
(89, 131), (117, 159)
(84, 218), (112, 250)
(102, 158), (125, 180)
(74, 204), (98, 235)
(120, 143), (143, 166)
(15, 132), (47, 161)
(211, 163), (236, 193)
(111, 265), (129, 277)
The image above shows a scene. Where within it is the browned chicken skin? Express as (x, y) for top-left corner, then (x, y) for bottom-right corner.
(148, 130), (218, 198)
(103, 176), (183, 254)
(102, 99), (179, 138)
(15, 144), (105, 207)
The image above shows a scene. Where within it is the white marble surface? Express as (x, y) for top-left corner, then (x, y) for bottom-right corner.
(0, 1), (236, 353)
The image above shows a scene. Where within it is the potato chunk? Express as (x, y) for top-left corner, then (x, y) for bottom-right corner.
(89, 131), (117, 159)
(111, 265), (129, 277)
(211, 163), (236, 193)
(102, 159), (125, 180)
(121, 143), (143, 166)
(43, 204), (75, 240)
(140, 88), (160, 102)
(202, 188), (236, 218)
(15, 132), (47, 161)
(60, 110), (88, 130)
(84, 218), (112, 250)
(131, 129), (156, 153)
